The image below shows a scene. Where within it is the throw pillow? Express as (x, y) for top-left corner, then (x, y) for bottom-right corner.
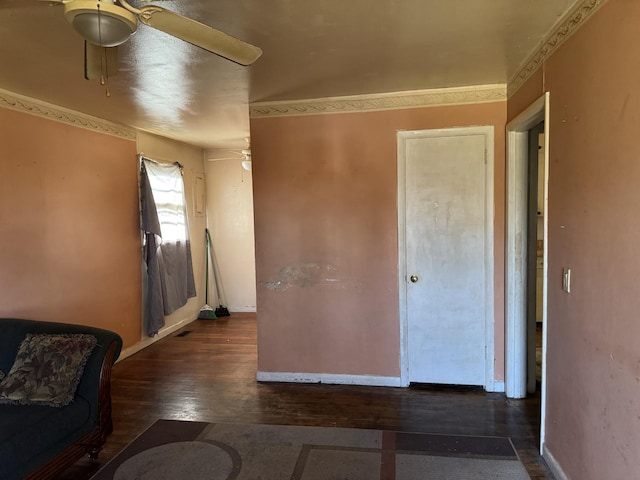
(0, 333), (97, 407)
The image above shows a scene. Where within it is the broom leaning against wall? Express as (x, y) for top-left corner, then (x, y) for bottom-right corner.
(198, 229), (217, 319)
(207, 228), (231, 317)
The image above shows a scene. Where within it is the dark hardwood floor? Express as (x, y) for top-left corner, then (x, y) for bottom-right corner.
(56, 312), (555, 479)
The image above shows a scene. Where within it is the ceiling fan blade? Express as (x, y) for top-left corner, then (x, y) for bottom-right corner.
(84, 41), (119, 80)
(138, 6), (263, 66)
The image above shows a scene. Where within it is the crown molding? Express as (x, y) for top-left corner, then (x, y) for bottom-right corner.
(0, 88), (136, 141)
(508, 0), (607, 98)
(250, 84), (506, 118)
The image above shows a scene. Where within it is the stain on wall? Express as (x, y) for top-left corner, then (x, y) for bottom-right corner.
(262, 263), (338, 290)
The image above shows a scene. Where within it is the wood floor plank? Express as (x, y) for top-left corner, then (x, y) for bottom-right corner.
(55, 313), (555, 479)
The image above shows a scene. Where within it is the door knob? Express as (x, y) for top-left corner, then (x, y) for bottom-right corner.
(410, 274), (419, 283)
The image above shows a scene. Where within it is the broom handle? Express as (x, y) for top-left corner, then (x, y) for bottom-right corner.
(206, 229), (225, 305)
(204, 229), (210, 304)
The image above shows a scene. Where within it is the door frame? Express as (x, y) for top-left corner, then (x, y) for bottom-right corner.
(505, 93), (549, 395)
(397, 126), (496, 390)
(505, 92), (550, 450)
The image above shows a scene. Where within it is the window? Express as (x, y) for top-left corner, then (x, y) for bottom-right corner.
(140, 157), (196, 336)
(143, 161), (187, 243)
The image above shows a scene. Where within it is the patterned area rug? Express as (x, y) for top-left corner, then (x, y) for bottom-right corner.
(91, 420), (531, 480)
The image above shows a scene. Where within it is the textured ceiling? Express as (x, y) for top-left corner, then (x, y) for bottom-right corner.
(0, 0), (579, 150)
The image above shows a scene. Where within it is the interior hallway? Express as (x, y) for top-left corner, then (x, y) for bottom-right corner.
(57, 313), (555, 479)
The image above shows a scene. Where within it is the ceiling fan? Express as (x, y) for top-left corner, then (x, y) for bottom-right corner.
(207, 141), (252, 171)
(44, 0), (263, 68)
(208, 148), (252, 167)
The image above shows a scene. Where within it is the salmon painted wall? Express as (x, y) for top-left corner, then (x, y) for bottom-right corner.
(507, 68), (545, 121)
(508, 0), (640, 478)
(251, 102), (506, 380)
(0, 107), (141, 347)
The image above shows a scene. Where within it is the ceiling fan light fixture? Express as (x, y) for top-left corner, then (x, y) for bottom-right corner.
(65, 1), (138, 47)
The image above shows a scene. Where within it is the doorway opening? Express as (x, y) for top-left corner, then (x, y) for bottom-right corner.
(527, 122), (545, 394)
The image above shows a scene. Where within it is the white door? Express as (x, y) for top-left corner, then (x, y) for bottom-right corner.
(398, 127), (494, 387)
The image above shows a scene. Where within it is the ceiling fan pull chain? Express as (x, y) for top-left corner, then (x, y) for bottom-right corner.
(104, 48), (111, 97)
(95, 2), (111, 97)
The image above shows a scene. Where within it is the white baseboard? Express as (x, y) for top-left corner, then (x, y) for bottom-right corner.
(542, 442), (570, 480)
(228, 306), (257, 313)
(118, 315), (197, 362)
(486, 380), (505, 393)
(257, 371), (403, 387)
(256, 372), (505, 390)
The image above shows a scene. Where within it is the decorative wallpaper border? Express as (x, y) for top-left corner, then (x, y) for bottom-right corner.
(507, 0), (607, 97)
(0, 1), (606, 126)
(252, 0), (607, 117)
(0, 88), (136, 141)
(250, 84), (507, 118)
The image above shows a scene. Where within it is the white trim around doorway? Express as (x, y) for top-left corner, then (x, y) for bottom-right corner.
(505, 93), (550, 451)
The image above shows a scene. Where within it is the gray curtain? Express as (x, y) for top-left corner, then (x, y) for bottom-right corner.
(140, 159), (196, 336)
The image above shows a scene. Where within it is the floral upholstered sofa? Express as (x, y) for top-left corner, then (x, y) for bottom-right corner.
(0, 318), (122, 480)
